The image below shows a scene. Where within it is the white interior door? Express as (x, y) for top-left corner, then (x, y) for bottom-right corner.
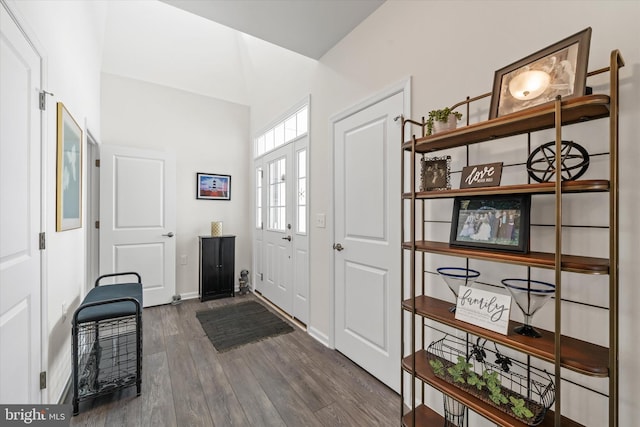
(262, 145), (294, 313)
(333, 89), (404, 391)
(99, 144), (176, 307)
(0, 2), (43, 403)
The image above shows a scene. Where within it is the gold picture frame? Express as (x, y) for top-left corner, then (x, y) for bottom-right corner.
(56, 102), (83, 231)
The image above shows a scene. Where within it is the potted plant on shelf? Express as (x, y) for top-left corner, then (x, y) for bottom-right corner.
(426, 107), (463, 135)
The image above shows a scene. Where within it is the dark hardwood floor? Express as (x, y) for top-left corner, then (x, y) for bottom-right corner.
(70, 293), (399, 426)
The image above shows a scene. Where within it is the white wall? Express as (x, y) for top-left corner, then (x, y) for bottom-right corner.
(6, 0), (108, 403)
(249, 0), (640, 424)
(101, 74), (251, 299)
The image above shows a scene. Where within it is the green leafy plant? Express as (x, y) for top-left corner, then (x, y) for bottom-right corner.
(483, 370), (508, 405)
(426, 107), (463, 135)
(447, 356), (472, 384)
(429, 358), (445, 376)
(467, 371), (486, 391)
(510, 396), (534, 419)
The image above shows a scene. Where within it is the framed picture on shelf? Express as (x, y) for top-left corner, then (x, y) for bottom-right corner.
(420, 156), (451, 191)
(197, 173), (231, 200)
(56, 102), (83, 231)
(489, 27), (592, 119)
(450, 194), (531, 253)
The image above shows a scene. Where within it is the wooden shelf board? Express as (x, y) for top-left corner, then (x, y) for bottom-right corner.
(403, 350), (585, 427)
(403, 179), (610, 199)
(402, 295), (609, 377)
(402, 95), (610, 153)
(401, 404), (443, 427)
(402, 240), (609, 275)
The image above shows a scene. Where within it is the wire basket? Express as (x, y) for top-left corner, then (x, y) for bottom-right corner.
(76, 315), (139, 398)
(426, 335), (554, 426)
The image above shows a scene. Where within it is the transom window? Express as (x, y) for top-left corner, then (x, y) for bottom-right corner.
(255, 105), (308, 157)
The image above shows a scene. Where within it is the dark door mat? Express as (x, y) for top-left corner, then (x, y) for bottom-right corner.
(196, 300), (294, 352)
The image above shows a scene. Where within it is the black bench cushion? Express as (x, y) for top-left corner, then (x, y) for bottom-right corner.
(76, 283), (143, 323)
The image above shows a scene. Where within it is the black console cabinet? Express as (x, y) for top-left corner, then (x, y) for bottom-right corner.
(199, 235), (235, 301)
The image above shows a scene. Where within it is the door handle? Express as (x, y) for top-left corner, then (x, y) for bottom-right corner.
(333, 243), (344, 251)
(162, 232), (174, 237)
(282, 236), (292, 241)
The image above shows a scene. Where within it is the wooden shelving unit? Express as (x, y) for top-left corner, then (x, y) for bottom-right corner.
(400, 50), (623, 426)
(402, 351), (584, 427)
(403, 241), (609, 275)
(401, 95), (610, 153)
(402, 296), (608, 377)
(402, 179), (609, 199)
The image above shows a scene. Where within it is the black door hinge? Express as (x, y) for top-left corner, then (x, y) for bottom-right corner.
(40, 371), (46, 389)
(39, 232), (45, 250)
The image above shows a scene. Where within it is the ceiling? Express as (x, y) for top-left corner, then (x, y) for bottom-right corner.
(159, 0), (385, 59)
(102, 1), (384, 106)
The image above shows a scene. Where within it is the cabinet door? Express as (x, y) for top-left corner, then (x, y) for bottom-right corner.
(200, 238), (219, 300)
(219, 237), (235, 295)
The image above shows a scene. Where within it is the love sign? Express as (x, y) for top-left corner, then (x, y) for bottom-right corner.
(460, 162), (503, 189)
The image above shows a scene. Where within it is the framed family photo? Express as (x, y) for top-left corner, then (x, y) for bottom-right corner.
(489, 27), (592, 119)
(197, 173), (231, 200)
(450, 194), (531, 253)
(420, 156), (451, 191)
(56, 102), (83, 231)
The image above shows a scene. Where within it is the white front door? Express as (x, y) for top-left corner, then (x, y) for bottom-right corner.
(99, 145), (176, 307)
(333, 88), (406, 391)
(262, 145), (294, 314)
(0, 2), (43, 403)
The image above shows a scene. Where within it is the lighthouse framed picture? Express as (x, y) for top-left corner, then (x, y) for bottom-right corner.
(197, 173), (231, 200)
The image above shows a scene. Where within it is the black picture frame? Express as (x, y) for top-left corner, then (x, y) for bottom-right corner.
(450, 194), (531, 253)
(489, 27), (592, 119)
(196, 173), (231, 200)
(420, 156), (451, 191)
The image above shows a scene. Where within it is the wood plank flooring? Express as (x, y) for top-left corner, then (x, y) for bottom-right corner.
(70, 294), (399, 426)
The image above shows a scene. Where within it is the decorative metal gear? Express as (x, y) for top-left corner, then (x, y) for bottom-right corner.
(526, 140), (590, 183)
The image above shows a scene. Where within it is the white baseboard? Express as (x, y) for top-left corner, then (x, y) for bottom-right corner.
(179, 291), (199, 301)
(57, 375), (72, 404)
(308, 326), (330, 348)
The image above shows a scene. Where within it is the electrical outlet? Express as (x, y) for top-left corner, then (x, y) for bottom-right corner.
(180, 255), (188, 265)
(315, 213), (326, 228)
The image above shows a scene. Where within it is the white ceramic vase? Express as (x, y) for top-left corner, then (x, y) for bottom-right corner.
(433, 113), (458, 134)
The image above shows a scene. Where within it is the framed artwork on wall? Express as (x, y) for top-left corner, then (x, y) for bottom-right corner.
(197, 173), (231, 200)
(56, 102), (83, 231)
(489, 27), (592, 119)
(450, 194), (531, 253)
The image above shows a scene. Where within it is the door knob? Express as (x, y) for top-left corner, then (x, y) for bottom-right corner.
(162, 232), (174, 237)
(282, 236), (292, 241)
(333, 243), (344, 251)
